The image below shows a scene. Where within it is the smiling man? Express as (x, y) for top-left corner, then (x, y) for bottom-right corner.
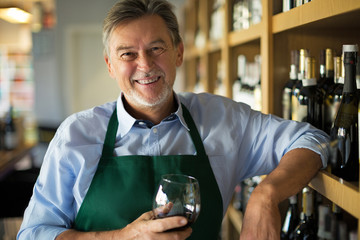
(104, 14), (182, 124)
(17, 1), (329, 240)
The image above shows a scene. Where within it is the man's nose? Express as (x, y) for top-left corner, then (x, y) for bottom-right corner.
(136, 52), (154, 71)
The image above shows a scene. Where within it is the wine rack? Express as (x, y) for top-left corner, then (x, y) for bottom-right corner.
(183, 0), (360, 239)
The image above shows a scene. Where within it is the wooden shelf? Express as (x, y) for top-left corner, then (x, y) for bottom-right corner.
(309, 170), (360, 219)
(207, 39), (223, 53)
(0, 143), (35, 180)
(273, 0), (360, 34)
(184, 46), (204, 60)
(226, 205), (243, 234)
(228, 22), (263, 47)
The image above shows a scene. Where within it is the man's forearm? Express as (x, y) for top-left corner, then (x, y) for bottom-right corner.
(255, 148), (323, 205)
(239, 148), (323, 239)
(56, 229), (119, 240)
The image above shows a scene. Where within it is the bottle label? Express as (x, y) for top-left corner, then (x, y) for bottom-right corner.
(297, 104), (307, 123)
(302, 78), (317, 87)
(282, 208), (292, 232)
(332, 100), (342, 122)
(305, 189), (313, 217)
(317, 205), (330, 239)
(282, 88), (292, 120)
(291, 95), (299, 121)
(324, 98), (334, 132)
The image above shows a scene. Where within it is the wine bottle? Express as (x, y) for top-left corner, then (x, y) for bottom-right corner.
(214, 60), (226, 96)
(293, 187), (317, 240)
(330, 44), (359, 182)
(324, 55), (343, 134)
(281, 195), (300, 240)
(297, 56), (323, 128)
(357, 53), (360, 95)
(331, 204), (347, 240)
(349, 230), (358, 240)
(283, 50), (299, 120)
(232, 184), (242, 211)
(317, 204), (332, 240)
(283, 0), (295, 12)
(233, 55), (246, 102)
(233, 0), (242, 30)
(318, 49), (326, 86)
(333, 55), (345, 115)
(318, 49), (335, 94)
(292, 49), (308, 121)
(320, 49), (335, 133)
(313, 191), (323, 233)
(3, 105), (18, 150)
(0, 118), (4, 150)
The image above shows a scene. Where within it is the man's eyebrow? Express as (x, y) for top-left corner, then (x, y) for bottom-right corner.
(116, 45), (134, 53)
(149, 39), (167, 46)
(115, 39), (168, 53)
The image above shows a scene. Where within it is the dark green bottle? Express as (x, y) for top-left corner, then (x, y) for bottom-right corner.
(293, 187), (317, 240)
(330, 44), (359, 182)
(324, 56), (343, 134)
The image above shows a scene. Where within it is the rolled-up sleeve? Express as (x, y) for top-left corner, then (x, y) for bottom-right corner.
(17, 129), (76, 240)
(238, 109), (330, 180)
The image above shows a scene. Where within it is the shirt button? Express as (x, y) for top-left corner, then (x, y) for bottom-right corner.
(152, 128), (158, 134)
(139, 121), (145, 125)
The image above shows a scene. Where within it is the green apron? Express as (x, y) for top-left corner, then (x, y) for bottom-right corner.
(74, 104), (223, 239)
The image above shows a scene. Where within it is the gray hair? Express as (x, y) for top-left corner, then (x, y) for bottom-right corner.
(103, 0), (182, 57)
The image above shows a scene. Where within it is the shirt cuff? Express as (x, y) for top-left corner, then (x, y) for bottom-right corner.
(287, 134), (330, 169)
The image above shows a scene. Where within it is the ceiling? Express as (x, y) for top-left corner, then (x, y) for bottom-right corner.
(0, 0), (54, 12)
(0, 0), (185, 13)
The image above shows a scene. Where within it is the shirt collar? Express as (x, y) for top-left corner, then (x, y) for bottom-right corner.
(116, 92), (190, 138)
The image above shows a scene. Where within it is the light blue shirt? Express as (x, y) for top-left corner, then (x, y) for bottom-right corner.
(18, 92), (329, 239)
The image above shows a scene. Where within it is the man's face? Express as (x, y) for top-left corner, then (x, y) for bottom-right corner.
(105, 14), (184, 109)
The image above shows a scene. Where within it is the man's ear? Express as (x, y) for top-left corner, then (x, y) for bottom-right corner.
(176, 41), (184, 67)
(104, 55), (115, 79)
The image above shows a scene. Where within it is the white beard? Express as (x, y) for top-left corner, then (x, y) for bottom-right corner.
(126, 82), (173, 109)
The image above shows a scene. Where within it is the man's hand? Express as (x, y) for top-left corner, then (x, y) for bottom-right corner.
(56, 210), (192, 240)
(239, 185), (281, 240)
(239, 148), (323, 240)
(122, 210), (192, 239)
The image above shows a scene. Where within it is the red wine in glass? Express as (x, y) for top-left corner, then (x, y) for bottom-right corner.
(153, 174), (200, 230)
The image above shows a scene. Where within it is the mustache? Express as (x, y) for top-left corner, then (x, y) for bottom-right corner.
(131, 70), (164, 80)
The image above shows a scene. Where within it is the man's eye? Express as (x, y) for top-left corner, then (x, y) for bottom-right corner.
(120, 52), (137, 61)
(150, 47), (165, 56)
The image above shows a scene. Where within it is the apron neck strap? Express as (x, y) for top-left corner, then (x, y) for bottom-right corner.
(181, 103), (207, 157)
(101, 104), (207, 158)
(102, 107), (119, 157)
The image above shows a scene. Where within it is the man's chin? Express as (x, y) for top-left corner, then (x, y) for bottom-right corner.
(126, 88), (173, 109)
(130, 95), (167, 109)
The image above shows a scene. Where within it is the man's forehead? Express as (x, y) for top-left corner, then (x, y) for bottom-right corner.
(109, 16), (173, 48)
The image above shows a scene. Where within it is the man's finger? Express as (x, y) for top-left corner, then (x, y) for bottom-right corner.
(149, 216), (188, 232)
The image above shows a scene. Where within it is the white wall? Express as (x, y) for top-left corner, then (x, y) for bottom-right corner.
(0, 19), (32, 52)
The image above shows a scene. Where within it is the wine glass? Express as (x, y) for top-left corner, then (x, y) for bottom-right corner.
(153, 174), (201, 229)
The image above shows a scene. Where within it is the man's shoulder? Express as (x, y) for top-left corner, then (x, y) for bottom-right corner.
(57, 101), (116, 135)
(178, 92), (230, 106)
(177, 92), (249, 112)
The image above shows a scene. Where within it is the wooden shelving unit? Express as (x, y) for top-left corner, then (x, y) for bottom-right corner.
(0, 143), (35, 180)
(309, 170), (360, 219)
(183, 0), (360, 238)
